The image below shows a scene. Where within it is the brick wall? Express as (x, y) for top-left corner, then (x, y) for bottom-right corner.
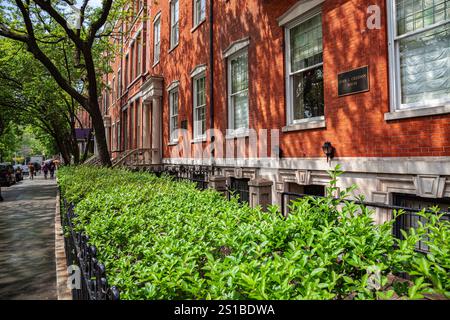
(98, 0), (450, 161)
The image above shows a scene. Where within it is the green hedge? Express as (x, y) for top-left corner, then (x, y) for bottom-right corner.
(58, 165), (450, 300)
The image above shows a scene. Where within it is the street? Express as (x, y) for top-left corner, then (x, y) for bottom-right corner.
(0, 174), (57, 299)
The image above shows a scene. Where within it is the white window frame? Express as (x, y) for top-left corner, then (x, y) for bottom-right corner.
(284, 7), (324, 126)
(117, 68), (122, 97)
(136, 33), (142, 77)
(170, 0), (180, 49)
(227, 48), (249, 133)
(193, 72), (206, 140)
(169, 86), (179, 143)
(112, 77), (115, 101)
(387, 0), (450, 114)
(193, 0), (206, 28)
(153, 14), (161, 65)
(130, 43), (135, 81)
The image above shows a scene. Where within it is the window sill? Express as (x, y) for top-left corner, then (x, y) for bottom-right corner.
(168, 43), (179, 54)
(225, 128), (250, 139)
(191, 19), (206, 33)
(385, 105), (450, 121)
(167, 141), (179, 146)
(282, 118), (326, 132)
(191, 137), (207, 144)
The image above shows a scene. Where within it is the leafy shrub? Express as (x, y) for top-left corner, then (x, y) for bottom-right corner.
(58, 165), (450, 300)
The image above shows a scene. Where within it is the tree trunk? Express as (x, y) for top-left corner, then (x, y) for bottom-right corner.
(89, 100), (111, 167)
(81, 130), (93, 163)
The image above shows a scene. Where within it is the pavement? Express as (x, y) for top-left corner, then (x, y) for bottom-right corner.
(0, 174), (58, 300)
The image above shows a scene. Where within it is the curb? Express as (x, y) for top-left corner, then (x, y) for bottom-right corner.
(55, 187), (72, 300)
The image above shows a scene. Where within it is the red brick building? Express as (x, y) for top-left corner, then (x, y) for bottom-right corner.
(87, 0), (450, 219)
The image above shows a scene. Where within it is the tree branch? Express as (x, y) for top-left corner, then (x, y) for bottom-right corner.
(88, 0), (113, 46)
(32, 0), (84, 49)
(11, 0), (89, 109)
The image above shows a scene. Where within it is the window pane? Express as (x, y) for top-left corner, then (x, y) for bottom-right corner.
(194, 105), (206, 137)
(154, 19), (160, 62)
(231, 53), (248, 93)
(290, 14), (323, 72)
(292, 66), (324, 120)
(201, 0), (206, 20)
(399, 23), (450, 105)
(233, 91), (249, 129)
(170, 90), (178, 141)
(171, 0), (179, 46)
(194, 76), (206, 137)
(396, 0), (450, 36)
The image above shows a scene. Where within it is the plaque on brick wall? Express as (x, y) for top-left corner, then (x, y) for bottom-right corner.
(338, 66), (369, 96)
(181, 120), (188, 129)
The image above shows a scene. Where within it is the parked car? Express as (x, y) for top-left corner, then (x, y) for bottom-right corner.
(0, 164), (15, 187)
(13, 165), (23, 181)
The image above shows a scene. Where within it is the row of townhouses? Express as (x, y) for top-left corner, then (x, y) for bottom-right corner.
(78, 0), (450, 222)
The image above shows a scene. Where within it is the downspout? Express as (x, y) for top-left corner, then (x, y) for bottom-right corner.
(209, 0), (215, 168)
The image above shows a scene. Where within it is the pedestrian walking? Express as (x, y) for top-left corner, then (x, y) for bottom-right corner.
(28, 163), (35, 180)
(42, 162), (48, 179)
(49, 161), (55, 179)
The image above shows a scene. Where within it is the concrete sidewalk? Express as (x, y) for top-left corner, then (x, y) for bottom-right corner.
(0, 175), (57, 299)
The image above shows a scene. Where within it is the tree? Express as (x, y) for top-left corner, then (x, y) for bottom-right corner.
(0, 0), (125, 166)
(0, 38), (82, 164)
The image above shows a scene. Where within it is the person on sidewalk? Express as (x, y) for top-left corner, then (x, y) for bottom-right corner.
(28, 163), (35, 180)
(49, 160), (55, 179)
(42, 162), (48, 179)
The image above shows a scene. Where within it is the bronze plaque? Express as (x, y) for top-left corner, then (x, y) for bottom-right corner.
(338, 66), (369, 96)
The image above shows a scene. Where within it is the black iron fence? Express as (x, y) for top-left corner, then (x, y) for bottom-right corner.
(227, 178), (250, 204)
(165, 165), (212, 190)
(62, 199), (120, 300)
(281, 192), (450, 253)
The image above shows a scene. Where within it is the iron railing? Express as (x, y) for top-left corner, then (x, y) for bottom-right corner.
(281, 192), (450, 253)
(165, 165), (212, 190)
(227, 178), (250, 204)
(62, 199), (120, 300)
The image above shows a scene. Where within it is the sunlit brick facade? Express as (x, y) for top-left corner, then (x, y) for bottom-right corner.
(84, 0), (450, 218)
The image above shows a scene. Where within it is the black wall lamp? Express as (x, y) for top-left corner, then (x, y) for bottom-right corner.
(322, 141), (335, 163)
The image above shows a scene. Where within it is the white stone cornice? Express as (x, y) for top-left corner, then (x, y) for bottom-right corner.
(222, 37), (250, 59)
(278, 0), (325, 26)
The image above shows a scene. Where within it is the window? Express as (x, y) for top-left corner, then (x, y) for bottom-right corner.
(193, 0), (206, 27)
(193, 74), (206, 139)
(112, 123), (116, 151)
(117, 121), (121, 151)
(130, 45), (135, 81)
(125, 54), (129, 87)
(103, 92), (107, 114)
(137, 35), (142, 76)
(169, 88), (179, 142)
(286, 12), (324, 124)
(117, 69), (122, 97)
(153, 15), (161, 64)
(388, 0), (450, 110)
(137, 100), (141, 148)
(112, 77), (115, 101)
(170, 0), (179, 49)
(228, 50), (249, 130)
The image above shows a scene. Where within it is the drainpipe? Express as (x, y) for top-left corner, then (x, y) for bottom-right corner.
(209, 0), (215, 169)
